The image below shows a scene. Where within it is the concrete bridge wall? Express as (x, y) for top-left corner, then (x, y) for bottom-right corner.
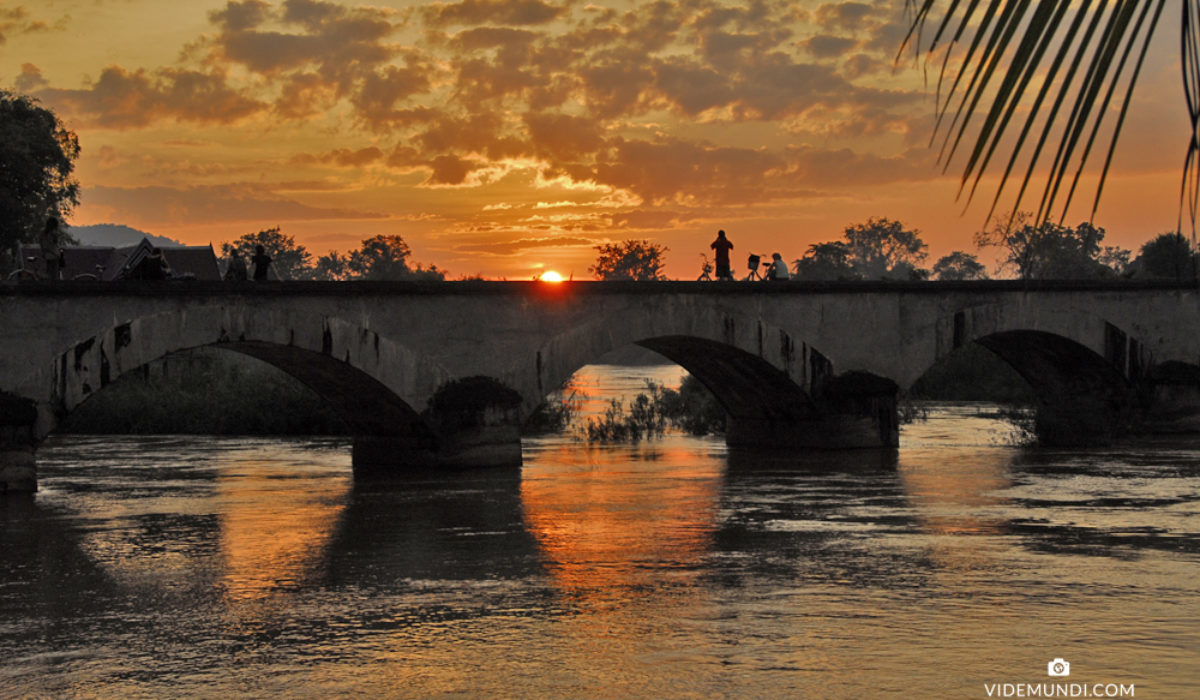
(3, 280), (1199, 492)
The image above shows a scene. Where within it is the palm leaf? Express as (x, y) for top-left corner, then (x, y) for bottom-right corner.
(903, 0), (1193, 232)
(1182, 0), (1200, 237)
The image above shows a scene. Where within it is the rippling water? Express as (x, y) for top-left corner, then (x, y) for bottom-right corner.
(2, 366), (1199, 698)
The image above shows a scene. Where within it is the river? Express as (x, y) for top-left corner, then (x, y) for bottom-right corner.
(2, 365), (1198, 698)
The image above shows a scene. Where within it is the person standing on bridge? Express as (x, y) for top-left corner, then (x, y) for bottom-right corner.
(251, 245), (272, 281)
(224, 249), (248, 281)
(39, 217), (62, 282)
(710, 230), (734, 281)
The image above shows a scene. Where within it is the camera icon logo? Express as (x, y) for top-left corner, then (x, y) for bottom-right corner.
(1048, 658), (1070, 677)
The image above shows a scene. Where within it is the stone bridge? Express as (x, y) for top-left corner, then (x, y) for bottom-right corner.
(3, 279), (1200, 493)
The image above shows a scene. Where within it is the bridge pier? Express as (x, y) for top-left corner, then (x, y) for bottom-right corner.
(351, 416), (522, 475)
(1142, 362), (1200, 434)
(0, 448), (36, 494)
(0, 393), (38, 493)
(726, 413), (898, 449)
(726, 371), (900, 450)
(352, 376), (524, 477)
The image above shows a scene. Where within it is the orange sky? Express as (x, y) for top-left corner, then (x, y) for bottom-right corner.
(1, 0), (1188, 279)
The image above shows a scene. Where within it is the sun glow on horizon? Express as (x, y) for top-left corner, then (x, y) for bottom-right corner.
(539, 270), (564, 283)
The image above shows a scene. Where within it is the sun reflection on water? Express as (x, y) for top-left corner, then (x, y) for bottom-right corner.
(520, 437), (725, 600)
(214, 454), (351, 605)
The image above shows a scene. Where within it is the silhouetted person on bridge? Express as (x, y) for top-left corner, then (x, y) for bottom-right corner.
(767, 252), (790, 281)
(39, 218), (62, 282)
(711, 230), (734, 281)
(251, 245), (272, 281)
(225, 249), (248, 281)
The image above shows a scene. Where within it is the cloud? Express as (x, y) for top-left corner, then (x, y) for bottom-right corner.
(451, 25), (539, 51)
(523, 112), (603, 162)
(423, 0), (565, 27)
(841, 53), (887, 80)
(39, 65), (267, 129)
(14, 62), (46, 92)
(209, 0), (398, 74)
(0, 5), (27, 45)
(781, 144), (936, 187)
(453, 235), (596, 255)
(415, 112), (525, 161)
(594, 137), (788, 205)
(273, 72), (338, 119)
(578, 58), (656, 119)
(292, 147), (385, 167)
(206, 0), (408, 112)
(352, 58), (434, 127)
(804, 34), (857, 60)
(84, 183), (386, 225)
(611, 209), (692, 230)
(28, 0), (950, 256)
(426, 154), (478, 185)
(813, 2), (876, 32)
(0, 4), (64, 44)
(648, 57), (736, 116)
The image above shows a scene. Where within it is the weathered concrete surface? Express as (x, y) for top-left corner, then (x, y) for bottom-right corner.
(1142, 362), (1200, 434)
(2, 279), (1199, 490)
(0, 391), (38, 493)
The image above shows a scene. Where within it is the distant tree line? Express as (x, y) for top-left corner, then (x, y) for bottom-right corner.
(220, 227), (447, 281)
(591, 217), (1199, 283)
(790, 215), (1198, 283)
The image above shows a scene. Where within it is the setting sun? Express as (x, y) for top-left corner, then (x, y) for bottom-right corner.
(539, 271), (564, 283)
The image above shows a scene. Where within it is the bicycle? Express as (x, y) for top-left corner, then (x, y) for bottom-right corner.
(8, 256), (44, 281)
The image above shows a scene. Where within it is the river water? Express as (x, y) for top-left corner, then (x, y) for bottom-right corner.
(2, 365), (1199, 698)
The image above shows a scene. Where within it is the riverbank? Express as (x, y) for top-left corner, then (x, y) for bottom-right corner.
(59, 348), (348, 435)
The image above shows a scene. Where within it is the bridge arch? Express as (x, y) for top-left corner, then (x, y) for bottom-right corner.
(534, 306), (897, 448)
(931, 301), (1147, 383)
(37, 309), (453, 444)
(534, 304), (825, 402)
(914, 302), (1144, 442)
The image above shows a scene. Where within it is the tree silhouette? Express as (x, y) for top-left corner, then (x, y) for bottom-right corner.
(792, 241), (857, 281)
(589, 240), (669, 280)
(932, 252), (988, 281)
(313, 251), (350, 281)
(844, 217), (929, 279)
(975, 213), (1130, 279)
(0, 90), (79, 261)
(221, 227), (313, 280)
(1133, 231), (1197, 280)
(348, 234), (412, 280)
(346, 234), (445, 280)
(794, 218), (929, 280)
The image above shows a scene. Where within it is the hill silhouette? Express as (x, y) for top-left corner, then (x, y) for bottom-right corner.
(68, 223), (184, 249)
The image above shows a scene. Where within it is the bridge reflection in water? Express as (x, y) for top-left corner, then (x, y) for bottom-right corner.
(6, 393), (1200, 695)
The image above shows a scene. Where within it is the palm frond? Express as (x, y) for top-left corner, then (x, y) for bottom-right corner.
(1182, 0), (1200, 239)
(903, 0), (1184, 231)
